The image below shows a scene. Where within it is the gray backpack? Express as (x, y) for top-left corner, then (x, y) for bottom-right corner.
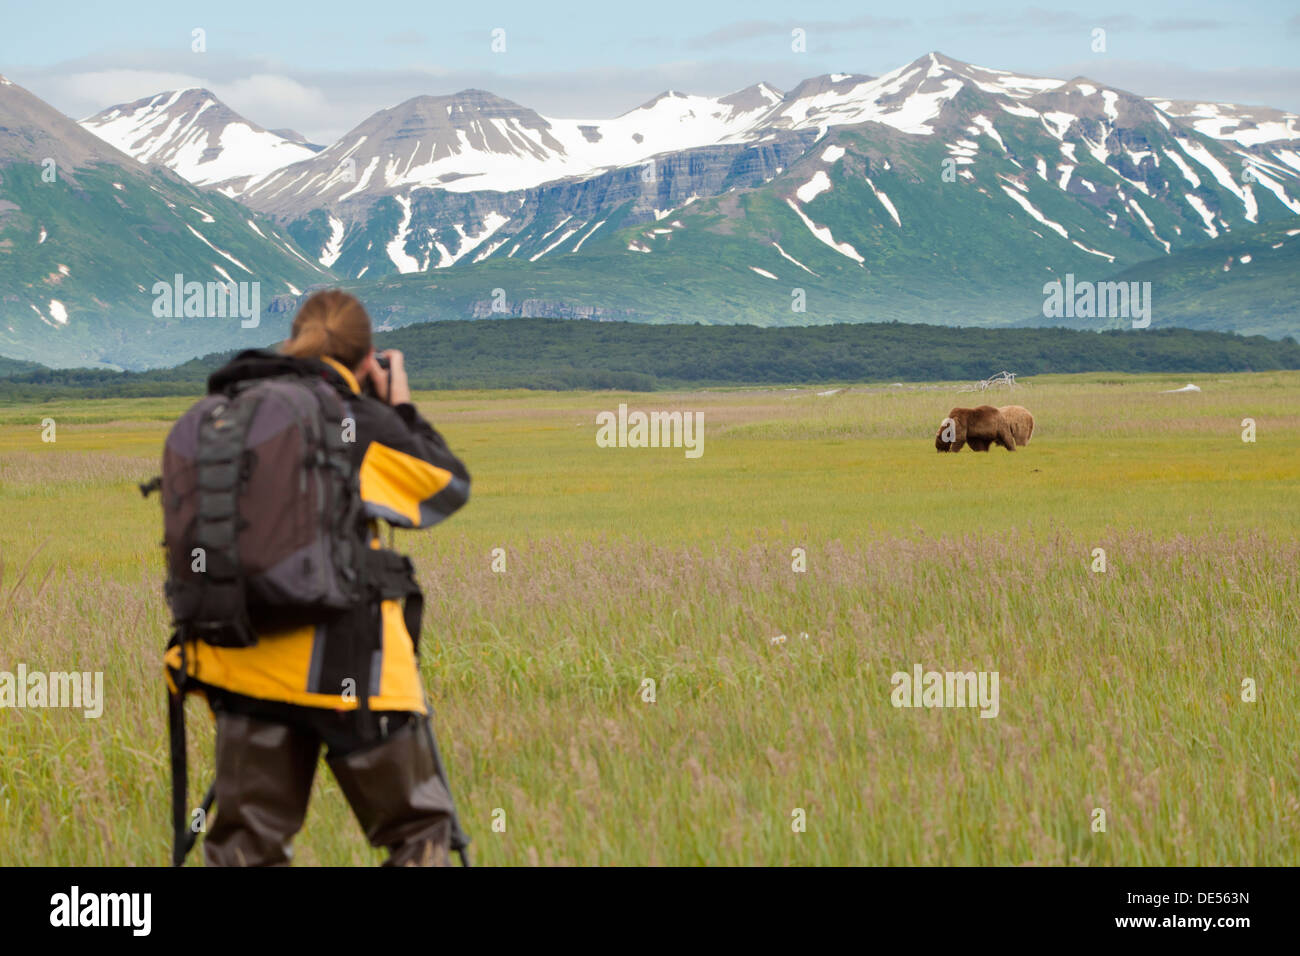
(146, 354), (365, 647)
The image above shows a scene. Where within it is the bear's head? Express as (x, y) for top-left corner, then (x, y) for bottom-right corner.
(935, 415), (958, 452)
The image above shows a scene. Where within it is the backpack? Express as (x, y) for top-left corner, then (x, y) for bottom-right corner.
(147, 355), (366, 647)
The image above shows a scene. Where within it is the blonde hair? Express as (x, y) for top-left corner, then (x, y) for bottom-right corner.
(283, 289), (372, 371)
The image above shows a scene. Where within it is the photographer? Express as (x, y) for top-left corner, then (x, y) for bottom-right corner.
(163, 289), (470, 866)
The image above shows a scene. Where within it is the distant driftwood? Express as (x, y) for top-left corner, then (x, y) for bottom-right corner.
(779, 370), (1026, 398)
(958, 370), (1019, 392)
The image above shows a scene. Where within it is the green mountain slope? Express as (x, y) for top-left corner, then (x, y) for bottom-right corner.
(1020, 215), (1300, 337)
(0, 75), (335, 369)
(338, 113), (1300, 336)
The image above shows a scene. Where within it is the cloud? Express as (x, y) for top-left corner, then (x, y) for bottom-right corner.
(689, 19), (786, 50)
(53, 70), (210, 118)
(383, 30), (429, 46)
(688, 15), (908, 50)
(1148, 18), (1228, 33)
(13, 51), (820, 143)
(13, 42), (1300, 147)
(950, 10), (1139, 35)
(217, 75), (334, 134)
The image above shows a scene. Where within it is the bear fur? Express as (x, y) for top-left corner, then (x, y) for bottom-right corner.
(998, 405), (1035, 447)
(934, 405), (1018, 452)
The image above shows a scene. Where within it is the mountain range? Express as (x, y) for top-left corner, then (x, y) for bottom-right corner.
(1, 52), (1298, 369)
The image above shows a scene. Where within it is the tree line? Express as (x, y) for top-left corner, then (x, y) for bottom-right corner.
(1, 319), (1297, 400)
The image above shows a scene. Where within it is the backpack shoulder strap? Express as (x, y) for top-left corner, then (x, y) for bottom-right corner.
(187, 395), (260, 646)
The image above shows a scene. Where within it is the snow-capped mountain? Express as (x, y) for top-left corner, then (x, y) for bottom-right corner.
(0, 75), (330, 368)
(8, 51), (1300, 369)
(1148, 98), (1300, 148)
(303, 52), (1300, 338)
(131, 51), (1292, 283)
(220, 83), (790, 208)
(81, 89), (321, 186)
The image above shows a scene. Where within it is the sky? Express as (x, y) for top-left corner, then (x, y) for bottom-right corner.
(4, 0), (1299, 144)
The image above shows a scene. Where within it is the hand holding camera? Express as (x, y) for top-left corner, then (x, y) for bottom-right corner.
(362, 349), (411, 405)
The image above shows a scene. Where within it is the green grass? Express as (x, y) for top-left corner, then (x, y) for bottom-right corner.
(1, 371), (1297, 864)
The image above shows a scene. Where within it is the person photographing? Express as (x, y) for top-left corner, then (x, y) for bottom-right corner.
(158, 289), (470, 866)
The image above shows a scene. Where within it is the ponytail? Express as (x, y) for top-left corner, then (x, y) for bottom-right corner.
(283, 289), (373, 371)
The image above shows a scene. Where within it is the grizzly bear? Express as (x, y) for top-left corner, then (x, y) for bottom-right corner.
(934, 405), (1018, 452)
(998, 405), (1035, 447)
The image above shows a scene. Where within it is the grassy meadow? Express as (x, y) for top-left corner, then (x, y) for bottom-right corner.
(1, 370), (1298, 865)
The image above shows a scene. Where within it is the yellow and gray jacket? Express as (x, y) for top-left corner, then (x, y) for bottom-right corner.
(163, 354), (469, 715)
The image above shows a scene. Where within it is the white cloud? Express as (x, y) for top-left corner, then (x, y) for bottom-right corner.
(216, 74), (334, 136)
(54, 70), (208, 119)
(11, 47), (1300, 147)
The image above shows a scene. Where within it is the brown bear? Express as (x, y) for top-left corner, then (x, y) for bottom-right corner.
(998, 405), (1035, 447)
(934, 405), (1018, 452)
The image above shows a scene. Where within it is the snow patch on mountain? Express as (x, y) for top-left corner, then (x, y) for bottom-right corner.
(445, 212), (511, 266)
(339, 156), (381, 201)
(386, 195), (422, 273)
(538, 215), (574, 242)
(971, 115), (1005, 150)
(1127, 198), (1171, 252)
(1150, 99), (1300, 147)
(784, 198), (864, 263)
(473, 236), (511, 263)
(320, 216), (345, 267)
(1001, 102), (1038, 119)
(531, 224), (581, 261)
(1183, 194), (1219, 236)
(1164, 149), (1200, 187)
(772, 242), (819, 276)
(185, 224), (252, 273)
(1177, 137), (1257, 221)
(1071, 240), (1114, 262)
(1000, 186), (1068, 238)
(865, 177), (901, 226)
(572, 219), (606, 252)
(1101, 91), (1120, 123)
(796, 170), (833, 203)
(1274, 150), (1300, 174)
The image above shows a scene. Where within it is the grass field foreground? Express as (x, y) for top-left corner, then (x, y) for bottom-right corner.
(0, 371), (1297, 864)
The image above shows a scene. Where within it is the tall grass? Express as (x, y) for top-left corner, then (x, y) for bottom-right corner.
(0, 372), (1297, 864)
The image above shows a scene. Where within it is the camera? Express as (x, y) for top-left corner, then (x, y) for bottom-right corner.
(364, 352), (392, 399)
